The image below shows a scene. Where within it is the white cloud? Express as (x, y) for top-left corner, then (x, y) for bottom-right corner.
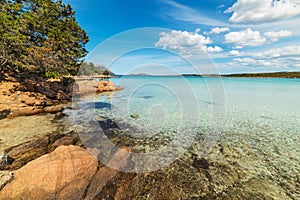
(225, 28), (266, 48)
(254, 45), (300, 58)
(155, 29), (223, 56)
(232, 46), (300, 68)
(228, 50), (244, 56)
(234, 58), (272, 66)
(264, 30), (293, 42)
(209, 27), (230, 34)
(205, 46), (223, 53)
(226, 0), (300, 24)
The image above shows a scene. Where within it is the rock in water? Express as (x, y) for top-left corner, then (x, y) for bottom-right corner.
(130, 114), (139, 119)
(84, 147), (132, 200)
(0, 145), (98, 200)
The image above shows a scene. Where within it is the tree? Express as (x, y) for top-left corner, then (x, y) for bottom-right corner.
(0, 0), (89, 77)
(102, 69), (110, 76)
(0, 1), (26, 73)
(78, 62), (100, 76)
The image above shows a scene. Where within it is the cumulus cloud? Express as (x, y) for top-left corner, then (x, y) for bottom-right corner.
(264, 30), (293, 42)
(228, 50), (244, 56)
(225, 28), (266, 48)
(209, 27), (230, 34)
(226, 0), (300, 24)
(155, 29), (223, 56)
(254, 45), (300, 58)
(205, 46), (223, 53)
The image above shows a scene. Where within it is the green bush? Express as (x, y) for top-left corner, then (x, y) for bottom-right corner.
(45, 71), (60, 79)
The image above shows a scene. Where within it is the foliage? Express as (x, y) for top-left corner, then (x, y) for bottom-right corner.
(102, 69), (110, 76)
(0, 0), (89, 76)
(45, 71), (60, 79)
(77, 62), (102, 76)
(77, 62), (115, 76)
(224, 72), (300, 78)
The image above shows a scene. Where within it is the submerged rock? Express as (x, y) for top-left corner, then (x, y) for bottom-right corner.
(84, 147), (133, 200)
(130, 114), (140, 120)
(95, 115), (106, 121)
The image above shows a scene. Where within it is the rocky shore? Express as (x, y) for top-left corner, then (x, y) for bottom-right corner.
(0, 75), (131, 199)
(74, 79), (123, 96)
(0, 144), (133, 199)
(0, 76), (75, 119)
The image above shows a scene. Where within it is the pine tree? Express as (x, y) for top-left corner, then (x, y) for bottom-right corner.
(0, 0), (89, 77)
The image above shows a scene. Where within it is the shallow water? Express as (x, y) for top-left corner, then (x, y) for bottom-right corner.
(66, 76), (300, 199)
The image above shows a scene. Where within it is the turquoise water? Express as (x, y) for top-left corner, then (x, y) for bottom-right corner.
(67, 76), (300, 199)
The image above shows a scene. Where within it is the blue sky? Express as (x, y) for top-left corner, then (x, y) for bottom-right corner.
(64, 0), (300, 74)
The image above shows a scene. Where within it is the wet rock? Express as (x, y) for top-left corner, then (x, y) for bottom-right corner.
(0, 136), (49, 170)
(0, 171), (13, 190)
(0, 145), (98, 200)
(130, 114), (139, 119)
(50, 135), (79, 152)
(191, 154), (210, 170)
(85, 147), (132, 200)
(116, 86), (123, 91)
(95, 115), (106, 121)
(140, 95), (153, 99)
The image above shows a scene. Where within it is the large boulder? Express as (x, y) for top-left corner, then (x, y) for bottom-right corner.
(0, 145), (98, 200)
(96, 80), (123, 93)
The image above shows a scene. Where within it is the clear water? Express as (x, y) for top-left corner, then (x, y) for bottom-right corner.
(66, 77), (300, 199)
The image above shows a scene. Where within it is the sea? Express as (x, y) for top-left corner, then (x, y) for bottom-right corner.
(64, 76), (300, 199)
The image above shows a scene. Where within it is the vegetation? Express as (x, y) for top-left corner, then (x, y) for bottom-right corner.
(77, 62), (102, 76)
(77, 62), (115, 76)
(223, 72), (300, 78)
(0, 0), (89, 77)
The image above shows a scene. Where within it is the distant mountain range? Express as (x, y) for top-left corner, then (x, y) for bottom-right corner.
(122, 71), (300, 78)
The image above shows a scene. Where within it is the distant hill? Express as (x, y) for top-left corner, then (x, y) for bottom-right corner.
(98, 65), (117, 76)
(182, 72), (300, 78)
(127, 73), (152, 76)
(222, 71), (300, 78)
(78, 62), (117, 76)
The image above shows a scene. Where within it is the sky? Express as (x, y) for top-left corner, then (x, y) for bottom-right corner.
(64, 0), (300, 74)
